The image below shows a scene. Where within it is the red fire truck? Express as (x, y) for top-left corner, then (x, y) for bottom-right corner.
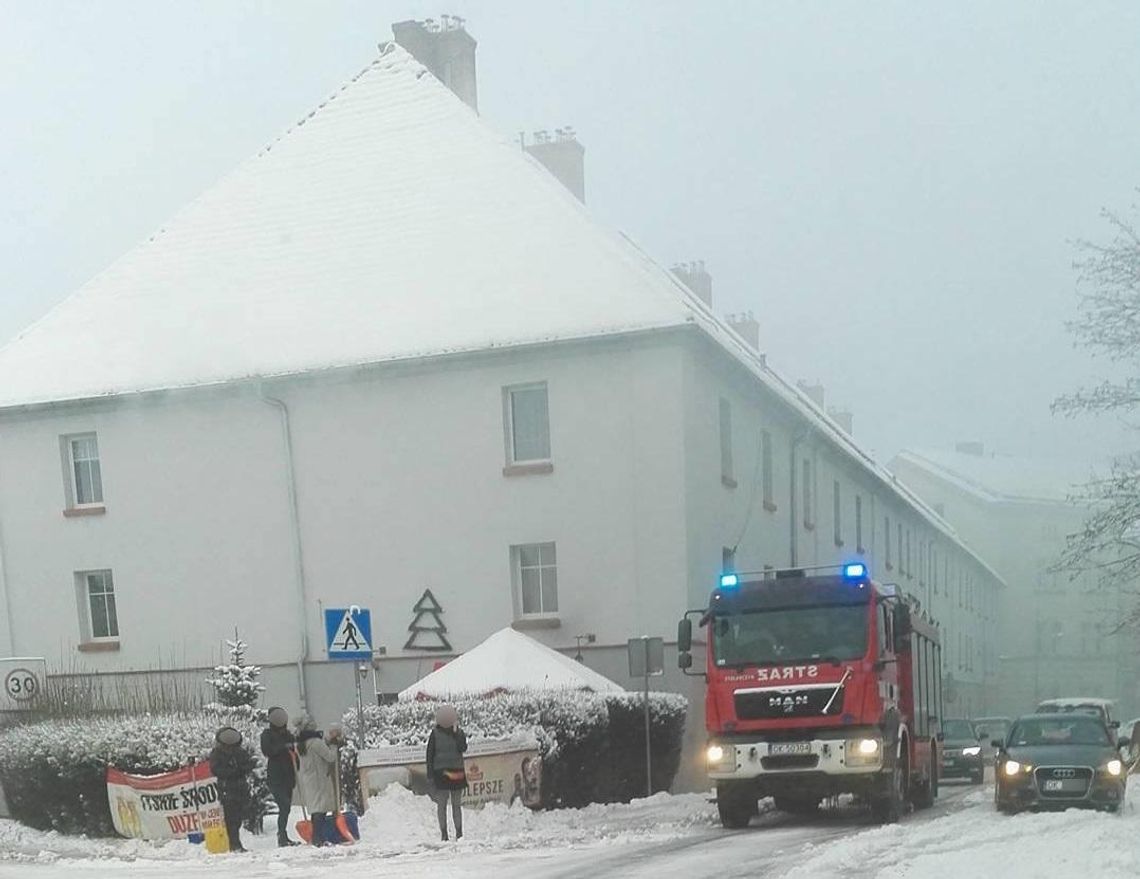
(677, 563), (943, 828)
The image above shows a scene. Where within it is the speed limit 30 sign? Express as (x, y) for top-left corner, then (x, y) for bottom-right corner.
(0, 658), (46, 711)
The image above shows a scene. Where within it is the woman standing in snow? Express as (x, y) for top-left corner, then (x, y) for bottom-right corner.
(208, 726), (254, 853)
(425, 704), (467, 841)
(295, 719), (343, 846)
(260, 706), (301, 847)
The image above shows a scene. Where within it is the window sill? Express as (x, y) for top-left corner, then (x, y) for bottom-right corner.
(762, 500), (777, 513)
(78, 640), (120, 653)
(503, 462), (554, 477)
(64, 505), (106, 518)
(721, 475), (737, 489)
(512, 616), (561, 631)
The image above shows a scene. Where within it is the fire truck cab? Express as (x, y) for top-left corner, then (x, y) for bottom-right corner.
(678, 563), (943, 828)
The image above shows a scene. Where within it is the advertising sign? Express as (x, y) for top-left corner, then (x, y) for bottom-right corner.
(358, 737), (541, 809)
(106, 764), (225, 840)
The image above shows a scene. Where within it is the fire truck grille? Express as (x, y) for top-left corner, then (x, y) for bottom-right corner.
(734, 686), (845, 720)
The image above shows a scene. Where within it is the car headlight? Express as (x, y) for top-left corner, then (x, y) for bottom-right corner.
(706, 744), (725, 764)
(1105, 759), (1123, 777)
(962, 746), (981, 757)
(1003, 760), (1022, 777)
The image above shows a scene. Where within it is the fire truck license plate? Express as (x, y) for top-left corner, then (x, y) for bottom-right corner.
(769, 742), (812, 756)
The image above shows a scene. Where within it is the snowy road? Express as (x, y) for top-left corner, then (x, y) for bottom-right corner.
(1, 776), (1137, 878)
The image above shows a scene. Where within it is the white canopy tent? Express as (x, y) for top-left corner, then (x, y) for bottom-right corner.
(398, 627), (624, 700)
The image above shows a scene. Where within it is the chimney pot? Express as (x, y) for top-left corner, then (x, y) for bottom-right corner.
(672, 261), (713, 306)
(392, 16), (478, 111)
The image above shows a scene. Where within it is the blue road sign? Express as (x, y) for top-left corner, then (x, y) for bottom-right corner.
(324, 606), (373, 661)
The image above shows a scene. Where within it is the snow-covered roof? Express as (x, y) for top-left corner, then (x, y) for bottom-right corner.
(894, 449), (1097, 504)
(0, 43), (705, 409)
(398, 627), (624, 700)
(0, 42), (1001, 586)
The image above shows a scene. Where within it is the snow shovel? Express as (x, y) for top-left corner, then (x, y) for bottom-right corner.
(333, 747), (360, 842)
(295, 802), (314, 845)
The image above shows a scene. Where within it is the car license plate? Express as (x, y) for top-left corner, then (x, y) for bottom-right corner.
(1044, 779), (1064, 791)
(770, 742), (812, 756)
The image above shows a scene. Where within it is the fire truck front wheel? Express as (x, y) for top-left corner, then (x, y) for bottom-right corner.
(716, 782), (757, 829)
(871, 746), (908, 824)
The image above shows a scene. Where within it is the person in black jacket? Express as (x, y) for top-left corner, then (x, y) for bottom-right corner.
(259, 707), (301, 847)
(209, 726), (254, 853)
(425, 704), (467, 841)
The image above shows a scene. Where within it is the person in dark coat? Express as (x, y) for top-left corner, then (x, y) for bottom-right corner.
(209, 726), (254, 853)
(260, 706), (301, 847)
(425, 704), (467, 841)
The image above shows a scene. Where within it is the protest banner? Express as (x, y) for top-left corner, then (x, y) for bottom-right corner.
(106, 764), (226, 840)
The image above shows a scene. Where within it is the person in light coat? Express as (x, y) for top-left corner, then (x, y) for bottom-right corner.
(295, 720), (343, 845)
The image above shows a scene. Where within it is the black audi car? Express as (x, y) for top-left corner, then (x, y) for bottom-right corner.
(941, 719), (985, 784)
(993, 713), (1127, 813)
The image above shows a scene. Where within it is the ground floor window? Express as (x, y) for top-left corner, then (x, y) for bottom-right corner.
(512, 542), (558, 616)
(77, 569), (118, 640)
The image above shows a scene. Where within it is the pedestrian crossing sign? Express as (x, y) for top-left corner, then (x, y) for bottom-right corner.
(324, 606), (373, 661)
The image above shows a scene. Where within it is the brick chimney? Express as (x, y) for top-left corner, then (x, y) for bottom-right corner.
(828, 408), (854, 435)
(672, 261), (712, 306)
(392, 15), (478, 111)
(523, 128), (585, 202)
(796, 380), (825, 410)
(725, 312), (759, 349)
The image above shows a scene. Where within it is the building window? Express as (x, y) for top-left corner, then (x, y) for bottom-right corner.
(512, 542), (558, 616)
(885, 516), (892, 569)
(505, 383), (551, 464)
(906, 529), (912, 579)
(761, 431), (774, 509)
(77, 569), (118, 640)
(855, 495), (864, 553)
(65, 433), (104, 507)
(722, 546), (736, 574)
(832, 481), (842, 546)
(802, 460), (813, 528)
(897, 523), (904, 576)
(931, 546), (938, 593)
(719, 398), (735, 487)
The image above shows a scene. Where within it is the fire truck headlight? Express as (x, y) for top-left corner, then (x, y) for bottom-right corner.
(846, 738), (882, 765)
(1003, 760), (1022, 777)
(706, 744), (726, 764)
(1105, 759), (1123, 777)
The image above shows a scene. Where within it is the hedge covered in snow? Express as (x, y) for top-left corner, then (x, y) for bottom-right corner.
(0, 712), (270, 837)
(343, 689), (687, 808)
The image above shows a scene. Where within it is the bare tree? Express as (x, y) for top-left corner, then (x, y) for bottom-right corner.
(1054, 200), (1140, 624)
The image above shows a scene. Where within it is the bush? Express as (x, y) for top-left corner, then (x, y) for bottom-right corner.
(343, 689), (687, 808)
(0, 712), (269, 837)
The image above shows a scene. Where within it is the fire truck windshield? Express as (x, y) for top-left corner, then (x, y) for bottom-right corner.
(711, 604), (869, 667)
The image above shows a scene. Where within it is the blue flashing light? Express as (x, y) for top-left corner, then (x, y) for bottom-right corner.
(843, 563), (867, 581)
(719, 573), (739, 588)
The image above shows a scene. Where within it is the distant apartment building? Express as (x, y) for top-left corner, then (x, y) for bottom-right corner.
(892, 445), (1140, 717)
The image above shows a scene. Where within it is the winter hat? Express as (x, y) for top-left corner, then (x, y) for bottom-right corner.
(267, 707), (289, 728)
(434, 704), (459, 727)
(216, 726), (242, 746)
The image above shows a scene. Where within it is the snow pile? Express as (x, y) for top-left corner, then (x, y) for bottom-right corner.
(783, 790), (1140, 878)
(399, 627), (623, 699)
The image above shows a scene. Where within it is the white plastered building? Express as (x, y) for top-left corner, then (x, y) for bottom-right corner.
(0, 44), (1005, 776)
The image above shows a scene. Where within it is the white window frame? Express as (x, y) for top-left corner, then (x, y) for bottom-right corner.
(802, 459), (814, 528)
(832, 480), (842, 546)
(504, 383), (551, 466)
(76, 569), (119, 642)
(761, 430), (775, 509)
(63, 432), (104, 508)
(511, 542), (558, 618)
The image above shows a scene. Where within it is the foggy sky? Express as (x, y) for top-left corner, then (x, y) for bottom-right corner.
(3, 1), (1138, 465)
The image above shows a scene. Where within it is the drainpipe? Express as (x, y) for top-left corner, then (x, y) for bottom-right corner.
(789, 427), (807, 567)
(260, 388), (310, 714)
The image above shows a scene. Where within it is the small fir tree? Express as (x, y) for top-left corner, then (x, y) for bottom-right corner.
(206, 631), (265, 712)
